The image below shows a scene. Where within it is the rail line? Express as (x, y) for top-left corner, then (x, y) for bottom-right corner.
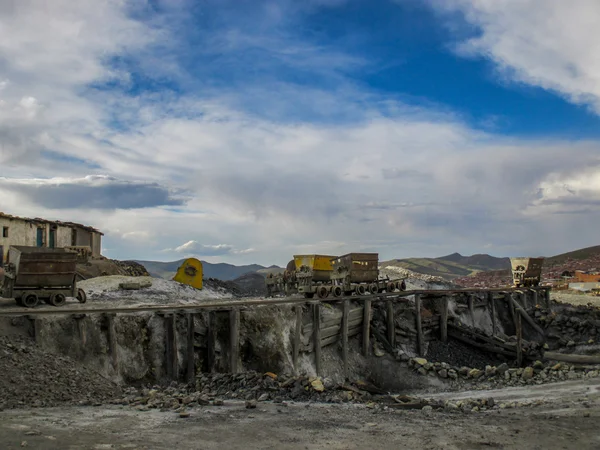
(0, 286), (550, 317)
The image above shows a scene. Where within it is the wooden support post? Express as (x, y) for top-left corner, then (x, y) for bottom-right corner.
(72, 314), (87, 347)
(488, 291), (497, 337)
(415, 294), (424, 356)
(545, 288), (552, 311)
(440, 297), (448, 343)
(532, 289), (539, 308)
(312, 303), (322, 376)
(467, 294), (475, 326)
(506, 292), (517, 330)
(186, 313), (195, 383)
(164, 314), (178, 380)
(510, 293), (545, 337)
(206, 311), (215, 373)
(293, 305), (303, 374)
(26, 316), (40, 345)
(342, 300), (350, 380)
(516, 312), (523, 366)
(229, 308), (240, 374)
(386, 300), (395, 349)
(362, 299), (372, 356)
(106, 313), (119, 373)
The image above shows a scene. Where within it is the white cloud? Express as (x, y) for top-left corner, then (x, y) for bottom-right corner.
(0, 0), (599, 267)
(429, 0), (600, 113)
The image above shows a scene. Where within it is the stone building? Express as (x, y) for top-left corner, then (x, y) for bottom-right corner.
(0, 212), (103, 264)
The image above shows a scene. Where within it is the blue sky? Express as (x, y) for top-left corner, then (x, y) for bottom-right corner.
(1, 0), (600, 266)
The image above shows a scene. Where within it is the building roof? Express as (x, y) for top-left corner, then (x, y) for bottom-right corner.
(0, 212), (104, 235)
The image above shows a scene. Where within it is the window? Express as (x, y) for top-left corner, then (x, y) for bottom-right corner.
(2, 227), (8, 238)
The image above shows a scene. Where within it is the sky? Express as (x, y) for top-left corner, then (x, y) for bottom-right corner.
(1, 0), (600, 266)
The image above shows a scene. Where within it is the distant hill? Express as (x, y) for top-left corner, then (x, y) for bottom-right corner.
(545, 245), (600, 267)
(381, 253), (510, 281)
(135, 259), (278, 281)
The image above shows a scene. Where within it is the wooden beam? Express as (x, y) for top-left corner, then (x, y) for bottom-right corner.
(545, 288), (552, 311)
(206, 311), (215, 373)
(532, 289), (539, 308)
(312, 302), (322, 376)
(414, 294), (424, 356)
(229, 308), (240, 373)
(506, 292), (517, 330)
(510, 293), (545, 337)
(488, 291), (497, 337)
(467, 294), (475, 326)
(342, 299), (349, 380)
(293, 305), (302, 374)
(163, 314), (178, 380)
(362, 299), (372, 356)
(186, 313), (195, 383)
(516, 312), (523, 366)
(106, 313), (119, 374)
(386, 300), (395, 349)
(543, 352), (600, 364)
(440, 297), (448, 343)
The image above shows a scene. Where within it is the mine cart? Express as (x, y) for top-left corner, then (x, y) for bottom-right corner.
(330, 253), (407, 296)
(510, 257), (545, 287)
(293, 254), (336, 298)
(1, 246), (87, 308)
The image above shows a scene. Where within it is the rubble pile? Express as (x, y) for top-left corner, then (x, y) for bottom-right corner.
(112, 260), (150, 277)
(203, 278), (245, 297)
(407, 356), (600, 388)
(535, 303), (600, 350)
(114, 371), (553, 415)
(380, 266), (446, 283)
(453, 270), (511, 288)
(0, 336), (121, 410)
(233, 272), (268, 297)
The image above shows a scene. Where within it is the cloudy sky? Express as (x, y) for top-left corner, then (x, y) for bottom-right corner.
(1, 0), (599, 266)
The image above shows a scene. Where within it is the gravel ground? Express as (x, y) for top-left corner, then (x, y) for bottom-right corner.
(2, 379), (600, 450)
(0, 336), (121, 410)
(553, 291), (600, 307)
(426, 338), (508, 369)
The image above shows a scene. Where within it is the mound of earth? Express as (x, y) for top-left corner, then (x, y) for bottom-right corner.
(233, 272), (267, 297)
(77, 258), (150, 280)
(78, 276), (234, 306)
(0, 335), (121, 409)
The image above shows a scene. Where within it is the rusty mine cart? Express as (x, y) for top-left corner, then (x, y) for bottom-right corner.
(510, 257), (545, 288)
(1, 246), (87, 308)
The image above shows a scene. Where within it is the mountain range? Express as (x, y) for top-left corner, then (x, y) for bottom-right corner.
(135, 245), (600, 282)
(135, 259), (281, 281)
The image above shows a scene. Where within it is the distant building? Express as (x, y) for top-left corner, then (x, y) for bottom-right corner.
(573, 270), (600, 283)
(0, 212), (103, 264)
(569, 282), (600, 292)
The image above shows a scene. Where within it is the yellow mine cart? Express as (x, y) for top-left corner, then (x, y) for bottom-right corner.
(173, 258), (203, 290)
(510, 257), (544, 287)
(293, 254), (336, 281)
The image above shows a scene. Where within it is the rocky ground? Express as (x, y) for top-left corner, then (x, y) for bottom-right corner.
(0, 335), (121, 410)
(2, 379), (600, 449)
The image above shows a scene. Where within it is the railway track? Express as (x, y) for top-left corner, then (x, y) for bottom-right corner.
(0, 286), (550, 317)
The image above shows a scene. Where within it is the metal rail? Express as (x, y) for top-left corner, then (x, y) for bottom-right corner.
(0, 286), (549, 317)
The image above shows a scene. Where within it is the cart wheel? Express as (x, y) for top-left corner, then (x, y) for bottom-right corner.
(49, 293), (66, 307)
(355, 285), (366, 296)
(77, 288), (87, 304)
(397, 280), (406, 291)
(368, 283), (378, 295)
(22, 293), (39, 308)
(386, 282), (396, 293)
(331, 286), (343, 298)
(316, 286), (329, 299)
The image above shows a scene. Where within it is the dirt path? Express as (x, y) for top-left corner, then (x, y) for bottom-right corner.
(2, 380), (600, 450)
